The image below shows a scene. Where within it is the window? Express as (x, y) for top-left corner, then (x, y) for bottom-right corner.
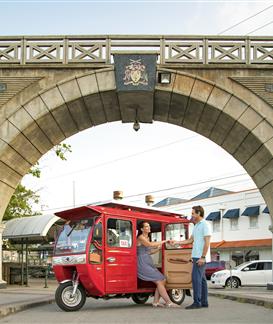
(264, 262), (272, 270)
(256, 262), (265, 271)
(249, 216), (258, 229)
(213, 220), (220, 232)
(89, 222), (103, 264)
(230, 218), (238, 230)
(107, 219), (132, 248)
(165, 223), (186, 250)
(55, 218), (93, 255)
(244, 262), (258, 271)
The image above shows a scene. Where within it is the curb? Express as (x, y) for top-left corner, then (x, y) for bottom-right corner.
(0, 297), (55, 319)
(208, 292), (273, 309)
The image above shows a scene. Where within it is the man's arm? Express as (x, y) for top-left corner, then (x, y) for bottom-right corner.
(197, 235), (211, 266)
(202, 235), (211, 257)
(175, 235), (194, 245)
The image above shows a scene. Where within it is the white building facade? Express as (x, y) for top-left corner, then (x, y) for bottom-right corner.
(160, 188), (272, 265)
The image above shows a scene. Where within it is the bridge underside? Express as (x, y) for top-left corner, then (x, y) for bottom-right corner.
(0, 67), (273, 224)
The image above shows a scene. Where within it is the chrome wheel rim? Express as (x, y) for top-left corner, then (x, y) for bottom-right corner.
(61, 286), (82, 307)
(170, 289), (183, 303)
(227, 279), (238, 288)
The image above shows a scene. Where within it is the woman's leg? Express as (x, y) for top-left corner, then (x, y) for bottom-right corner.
(155, 280), (171, 304)
(153, 287), (160, 304)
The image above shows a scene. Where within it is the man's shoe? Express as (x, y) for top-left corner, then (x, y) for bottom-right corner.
(201, 304), (209, 308)
(185, 304), (201, 310)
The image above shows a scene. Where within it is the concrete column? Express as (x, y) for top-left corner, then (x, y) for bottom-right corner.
(219, 208), (225, 242)
(267, 223), (273, 290)
(0, 223), (7, 288)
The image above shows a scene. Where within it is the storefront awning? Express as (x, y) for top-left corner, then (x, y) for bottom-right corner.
(263, 206), (269, 214)
(241, 206), (260, 217)
(211, 238), (272, 249)
(206, 211), (220, 221)
(223, 208), (240, 219)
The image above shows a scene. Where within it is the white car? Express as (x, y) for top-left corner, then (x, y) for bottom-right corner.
(211, 260), (272, 288)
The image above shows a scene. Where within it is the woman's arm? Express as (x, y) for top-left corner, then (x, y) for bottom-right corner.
(138, 235), (167, 247)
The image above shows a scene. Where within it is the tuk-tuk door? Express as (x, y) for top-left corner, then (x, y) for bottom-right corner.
(163, 222), (193, 289)
(104, 215), (137, 293)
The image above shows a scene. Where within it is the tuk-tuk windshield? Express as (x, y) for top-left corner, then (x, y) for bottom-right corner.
(55, 218), (93, 255)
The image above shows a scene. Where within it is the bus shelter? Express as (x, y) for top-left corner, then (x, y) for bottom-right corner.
(2, 214), (64, 287)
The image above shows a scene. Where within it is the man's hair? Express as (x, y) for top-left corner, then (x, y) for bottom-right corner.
(192, 205), (204, 217)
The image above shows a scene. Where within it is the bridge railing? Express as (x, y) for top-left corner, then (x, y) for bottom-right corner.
(0, 35), (273, 65)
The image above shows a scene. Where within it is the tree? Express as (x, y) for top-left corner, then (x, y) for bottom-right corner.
(3, 184), (41, 221)
(3, 143), (72, 221)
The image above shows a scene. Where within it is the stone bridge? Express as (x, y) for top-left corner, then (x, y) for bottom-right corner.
(0, 35), (273, 225)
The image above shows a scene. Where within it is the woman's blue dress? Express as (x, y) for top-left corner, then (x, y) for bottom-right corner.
(137, 245), (165, 281)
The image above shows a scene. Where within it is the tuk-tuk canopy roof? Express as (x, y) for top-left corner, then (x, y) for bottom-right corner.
(3, 214), (61, 243)
(55, 202), (186, 223)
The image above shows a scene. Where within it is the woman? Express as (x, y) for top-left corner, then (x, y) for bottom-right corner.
(137, 221), (180, 308)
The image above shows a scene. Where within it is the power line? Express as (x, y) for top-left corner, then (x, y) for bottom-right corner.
(246, 19), (273, 34)
(40, 172), (250, 212)
(218, 4), (273, 35)
(36, 135), (197, 182)
(123, 173), (248, 198)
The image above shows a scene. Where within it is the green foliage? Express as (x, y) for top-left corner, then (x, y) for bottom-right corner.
(54, 143), (72, 161)
(3, 184), (41, 221)
(4, 142), (72, 221)
(28, 162), (41, 178)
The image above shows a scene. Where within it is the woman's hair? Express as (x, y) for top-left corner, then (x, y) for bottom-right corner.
(137, 221), (151, 239)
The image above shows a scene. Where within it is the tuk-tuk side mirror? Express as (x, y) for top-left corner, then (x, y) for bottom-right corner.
(93, 222), (102, 242)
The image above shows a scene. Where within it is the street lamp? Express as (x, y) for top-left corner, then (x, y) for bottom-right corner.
(133, 120), (140, 132)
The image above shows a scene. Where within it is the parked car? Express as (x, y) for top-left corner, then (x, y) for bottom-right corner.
(211, 260), (272, 288)
(205, 261), (226, 279)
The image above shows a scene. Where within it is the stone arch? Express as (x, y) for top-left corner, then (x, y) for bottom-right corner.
(0, 67), (273, 225)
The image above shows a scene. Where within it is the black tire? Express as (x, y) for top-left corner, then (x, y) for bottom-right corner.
(225, 277), (240, 288)
(168, 289), (186, 305)
(55, 281), (86, 312)
(132, 293), (150, 304)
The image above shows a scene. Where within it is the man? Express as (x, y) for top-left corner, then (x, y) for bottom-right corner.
(178, 205), (211, 309)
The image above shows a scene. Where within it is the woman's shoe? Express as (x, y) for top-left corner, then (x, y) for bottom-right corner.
(152, 302), (165, 307)
(165, 302), (180, 308)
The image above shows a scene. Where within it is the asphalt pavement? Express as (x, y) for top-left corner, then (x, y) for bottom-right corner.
(0, 279), (272, 320)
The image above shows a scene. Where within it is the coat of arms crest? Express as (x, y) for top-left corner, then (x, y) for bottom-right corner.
(123, 59), (148, 86)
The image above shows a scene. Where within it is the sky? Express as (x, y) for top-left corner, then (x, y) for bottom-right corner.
(1, 0), (273, 213)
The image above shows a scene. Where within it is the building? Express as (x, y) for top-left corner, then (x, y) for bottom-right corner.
(155, 187), (272, 265)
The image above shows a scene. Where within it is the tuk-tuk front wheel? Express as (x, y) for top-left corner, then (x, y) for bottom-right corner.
(132, 293), (150, 304)
(168, 289), (186, 305)
(55, 281), (86, 311)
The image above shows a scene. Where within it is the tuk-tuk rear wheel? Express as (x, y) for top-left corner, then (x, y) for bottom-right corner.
(168, 289), (186, 305)
(55, 281), (86, 312)
(132, 293), (150, 304)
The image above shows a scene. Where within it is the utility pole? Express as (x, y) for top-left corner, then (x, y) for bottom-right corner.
(0, 223), (7, 288)
(73, 180), (76, 207)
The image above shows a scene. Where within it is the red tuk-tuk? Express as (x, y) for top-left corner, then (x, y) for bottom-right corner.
(53, 202), (192, 311)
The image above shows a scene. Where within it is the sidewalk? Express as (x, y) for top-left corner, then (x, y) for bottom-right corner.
(0, 279), (56, 319)
(0, 280), (273, 319)
(208, 286), (273, 309)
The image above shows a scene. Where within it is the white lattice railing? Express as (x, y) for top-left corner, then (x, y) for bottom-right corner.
(0, 35), (273, 65)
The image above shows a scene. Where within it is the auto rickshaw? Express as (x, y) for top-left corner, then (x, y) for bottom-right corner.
(53, 202), (192, 311)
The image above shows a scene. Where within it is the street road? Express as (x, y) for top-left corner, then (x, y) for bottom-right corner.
(0, 296), (272, 324)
